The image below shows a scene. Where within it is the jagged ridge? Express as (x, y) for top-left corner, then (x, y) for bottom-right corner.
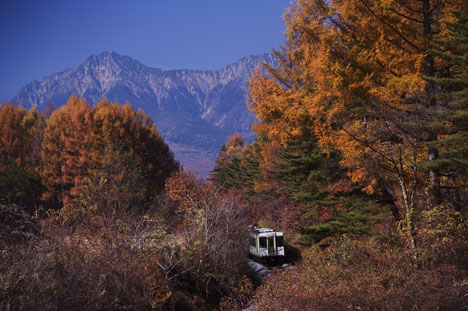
(12, 51), (276, 177)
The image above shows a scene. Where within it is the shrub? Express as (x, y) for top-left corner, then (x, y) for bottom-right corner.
(252, 233), (468, 311)
(0, 206), (171, 311)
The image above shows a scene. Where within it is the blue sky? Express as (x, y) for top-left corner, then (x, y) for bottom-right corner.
(0, 0), (290, 101)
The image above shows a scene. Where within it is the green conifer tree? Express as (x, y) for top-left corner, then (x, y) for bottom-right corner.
(274, 136), (386, 245)
(428, 7), (468, 209)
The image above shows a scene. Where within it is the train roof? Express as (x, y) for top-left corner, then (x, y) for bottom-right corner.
(248, 226), (282, 234)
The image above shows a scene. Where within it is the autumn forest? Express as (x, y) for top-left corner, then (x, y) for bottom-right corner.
(1, 0), (468, 310)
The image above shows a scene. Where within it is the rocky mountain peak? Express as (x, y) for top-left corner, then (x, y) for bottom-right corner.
(11, 52), (277, 177)
(83, 51), (144, 71)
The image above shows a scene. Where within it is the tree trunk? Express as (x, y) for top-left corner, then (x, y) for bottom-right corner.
(423, 0), (441, 205)
(379, 184), (402, 221)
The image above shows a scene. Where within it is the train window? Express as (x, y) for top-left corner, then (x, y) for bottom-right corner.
(268, 237), (275, 252)
(250, 237), (256, 247)
(276, 236), (284, 247)
(259, 237), (267, 248)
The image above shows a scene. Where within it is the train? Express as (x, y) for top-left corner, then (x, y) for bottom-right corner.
(248, 226), (285, 263)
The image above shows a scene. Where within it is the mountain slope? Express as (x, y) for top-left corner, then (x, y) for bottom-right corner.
(12, 51), (276, 177)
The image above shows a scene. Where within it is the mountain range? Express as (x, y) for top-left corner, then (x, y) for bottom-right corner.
(11, 51), (276, 177)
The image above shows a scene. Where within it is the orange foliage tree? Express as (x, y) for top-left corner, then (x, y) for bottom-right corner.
(41, 95), (178, 207)
(90, 99), (178, 202)
(0, 104), (45, 208)
(248, 0), (467, 255)
(21, 106), (46, 171)
(213, 133), (245, 168)
(41, 94), (92, 205)
(0, 104), (27, 169)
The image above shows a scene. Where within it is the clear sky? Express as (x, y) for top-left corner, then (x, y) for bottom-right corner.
(0, 0), (290, 101)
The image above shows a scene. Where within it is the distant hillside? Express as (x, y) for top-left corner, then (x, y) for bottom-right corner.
(12, 51), (276, 177)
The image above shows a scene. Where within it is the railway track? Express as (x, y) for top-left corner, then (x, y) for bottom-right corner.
(247, 259), (291, 280)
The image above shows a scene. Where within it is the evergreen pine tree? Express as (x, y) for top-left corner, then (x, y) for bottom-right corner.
(274, 136), (386, 245)
(428, 7), (468, 209)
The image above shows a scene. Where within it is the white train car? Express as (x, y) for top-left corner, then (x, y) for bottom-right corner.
(248, 226), (285, 263)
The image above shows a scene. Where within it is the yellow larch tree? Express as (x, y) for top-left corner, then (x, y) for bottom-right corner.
(248, 0), (467, 254)
(0, 104), (27, 169)
(90, 99), (178, 201)
(41, 94), (92, 205)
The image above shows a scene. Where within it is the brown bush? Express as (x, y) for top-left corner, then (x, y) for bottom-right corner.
(164, 171), (251, 309)
(252, 231), (468, 311)
(2, 169), (256, 311)
(417, 204), (468, 268)
(0, 204), (40, 249)
(0, 205), (171, 311)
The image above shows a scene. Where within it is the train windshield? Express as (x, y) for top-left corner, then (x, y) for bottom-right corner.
(259, 237), (267, 248)
(268, 237), (275, 253)
(276, 236), (284, 247)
